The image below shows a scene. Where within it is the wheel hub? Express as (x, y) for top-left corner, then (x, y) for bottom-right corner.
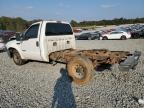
(13, 53), (20, 63)
(75, 64), (85, 79)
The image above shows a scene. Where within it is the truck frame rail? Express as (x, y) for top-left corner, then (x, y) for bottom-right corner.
(49, 49), (141, 85)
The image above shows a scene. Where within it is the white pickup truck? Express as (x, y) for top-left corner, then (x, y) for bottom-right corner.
(6, 20), (141, 85)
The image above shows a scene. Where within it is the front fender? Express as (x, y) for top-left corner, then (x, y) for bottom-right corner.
(6, 40), (25, 59)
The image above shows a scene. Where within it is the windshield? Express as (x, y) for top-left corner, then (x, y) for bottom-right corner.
(45, 23), (73, 36)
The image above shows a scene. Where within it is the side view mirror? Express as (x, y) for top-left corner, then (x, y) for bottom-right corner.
(20, 32), (30, 40)
(15, 33), (21, 41)
(23, 36), (30, 40)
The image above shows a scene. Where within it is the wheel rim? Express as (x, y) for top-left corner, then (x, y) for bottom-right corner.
(121, 36), (126, 40)
(74, 64), (85, 79)
(13, 53), (20, 64)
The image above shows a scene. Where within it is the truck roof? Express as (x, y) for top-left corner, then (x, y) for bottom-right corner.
(32, 20), (69, 25)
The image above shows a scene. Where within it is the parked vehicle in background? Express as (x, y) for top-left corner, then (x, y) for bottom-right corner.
(91, 31), (102, 40)
(101, 31), (131, 40)
(131, 29), (144, 39)
(73, 28), (82, 33)
(123, 24), (144, 39)
(139, 29), (144, 38)
(0, 30), (16, 43)
(0, 35), (5, 51)
(0, 30), (3, 35)
(76, 32), (101, 40)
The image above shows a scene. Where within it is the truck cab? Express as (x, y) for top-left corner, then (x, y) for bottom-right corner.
(6, 21), (76, 64)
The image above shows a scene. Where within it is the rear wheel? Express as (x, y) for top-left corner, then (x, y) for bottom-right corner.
(67, 56), (94, 85)
(12, 49), (26, 65)
(121, 35), (127, 40)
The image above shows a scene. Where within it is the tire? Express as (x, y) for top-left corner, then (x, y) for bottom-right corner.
(102, 36), (108, 40)
(12, 49), (26, 65)
(121, 35), (127, 40)
(67, 56), (94, 85)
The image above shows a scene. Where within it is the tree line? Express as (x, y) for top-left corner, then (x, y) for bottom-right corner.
(0, 16), (41, 32)
(0, 16), (144, 32)
(70, 17), (144, 27)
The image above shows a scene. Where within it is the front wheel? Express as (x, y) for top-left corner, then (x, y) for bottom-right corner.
(12, 50), (26, 65)
(67, 56), (94, 85)
(121, 35), (127, 40)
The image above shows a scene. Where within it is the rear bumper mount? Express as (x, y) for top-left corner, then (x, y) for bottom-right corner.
(119, 51), (141, 71)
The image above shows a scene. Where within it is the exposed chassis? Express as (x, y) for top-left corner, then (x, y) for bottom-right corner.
(49, 48), (141, 85)
(49, 48), (140, 69)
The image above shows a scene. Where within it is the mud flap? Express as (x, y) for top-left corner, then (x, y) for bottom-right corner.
(119, 51), (141, 71)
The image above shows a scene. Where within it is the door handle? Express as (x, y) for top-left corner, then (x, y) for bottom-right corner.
(36, 41), (39, 47)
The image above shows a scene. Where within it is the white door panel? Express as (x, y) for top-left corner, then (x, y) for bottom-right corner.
(109, 32), (122, 39)
(21, 39), (41, 60)
(21, 24), (42, 60)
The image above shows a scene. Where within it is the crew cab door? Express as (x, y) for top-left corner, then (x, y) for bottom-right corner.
(21, 23), (42, 60)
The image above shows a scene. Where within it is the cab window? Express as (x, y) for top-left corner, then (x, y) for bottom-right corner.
(45, 23), (73, 36)
(25, 24), (40, 39)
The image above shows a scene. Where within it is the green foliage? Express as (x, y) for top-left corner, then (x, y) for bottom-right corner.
(70, 20), (78, 27)
(0, 16), (144, 31)
(0, 16), (38, 32)
(70, 17), (144, 27)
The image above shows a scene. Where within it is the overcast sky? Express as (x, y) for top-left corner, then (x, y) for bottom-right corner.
(0, 0), (144, 22)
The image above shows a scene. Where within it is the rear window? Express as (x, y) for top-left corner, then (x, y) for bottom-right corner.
(45, 23), (73, 36)
(111, 31), (123, 34)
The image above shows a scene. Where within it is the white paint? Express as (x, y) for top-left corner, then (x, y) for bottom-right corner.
(6, 21), (75, 62)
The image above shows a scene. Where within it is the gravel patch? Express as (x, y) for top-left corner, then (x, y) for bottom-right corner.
(0, 39), (144, 108)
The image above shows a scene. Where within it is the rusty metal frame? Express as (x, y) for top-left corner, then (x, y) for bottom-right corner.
(49, 48), (131, 68)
